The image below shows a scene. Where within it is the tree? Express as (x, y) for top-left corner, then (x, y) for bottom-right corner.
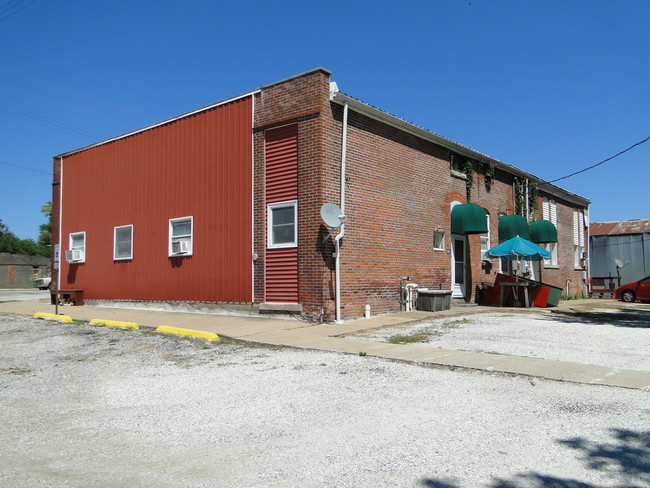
(0, 220), (22, 254)
(0, 202), (51, 257)
(38, 201), (52, 249)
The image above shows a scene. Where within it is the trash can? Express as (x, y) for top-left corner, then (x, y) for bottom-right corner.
(517, 277), (561, 308)
(417, 290), (452, 312)
(545, 285), (562, 307)
(531, 285), (550, 308)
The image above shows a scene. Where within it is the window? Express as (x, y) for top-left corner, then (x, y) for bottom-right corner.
(433, 230), (445, 251)
(574, 245), (585, 268)
(480, 214), (491, 256)
(67, 232), (86, 263)
(114, 225), (133, 260)
(169, 217), (193, 256)
(268, 201), (297, 248)
(449, 152), (464, 175)
(545, 242), (559, 266)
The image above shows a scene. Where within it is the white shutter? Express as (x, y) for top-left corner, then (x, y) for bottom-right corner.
(573, 210), (579, 246)
(542, 197), (549, 220)
(578, 211), (585, 247)
(550, 200), (557, 225)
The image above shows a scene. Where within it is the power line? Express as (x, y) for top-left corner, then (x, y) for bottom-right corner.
(546, 134), (650, 184)
(0, 159), (51, 176)
(0, 0), (37, 22)
(0, 100), (101, 140)
(0, 64), (145, 117)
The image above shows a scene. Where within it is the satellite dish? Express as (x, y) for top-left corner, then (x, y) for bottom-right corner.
(614, 259), (629, 269)
(320, 203), (347, 228)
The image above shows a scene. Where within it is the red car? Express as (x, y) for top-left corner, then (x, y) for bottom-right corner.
(614, 275), (650, 303)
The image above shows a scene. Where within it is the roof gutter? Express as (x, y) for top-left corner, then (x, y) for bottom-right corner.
(330, 91), (590, 207)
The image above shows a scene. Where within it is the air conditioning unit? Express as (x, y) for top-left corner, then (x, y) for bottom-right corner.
(172, 240), (190, 254)
(65, 249), (84, 262)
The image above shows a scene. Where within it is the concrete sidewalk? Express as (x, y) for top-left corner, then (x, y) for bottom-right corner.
(1, 298), (648, 390)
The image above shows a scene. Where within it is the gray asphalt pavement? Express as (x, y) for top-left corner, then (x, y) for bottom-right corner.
(0, 289), (48, 301)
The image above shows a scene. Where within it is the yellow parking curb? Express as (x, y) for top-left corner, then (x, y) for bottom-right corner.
(155, 326), (219, 342)
(34, 312), (72, 323)
(90, 319), (138, 330)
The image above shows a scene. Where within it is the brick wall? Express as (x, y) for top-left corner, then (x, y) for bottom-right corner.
(253, 68), (336, 320)
(253, 68), (588, 319)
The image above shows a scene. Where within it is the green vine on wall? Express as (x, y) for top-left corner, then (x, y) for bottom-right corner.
(450, 151), (483, 202)
(463, 160), (474, 202)
(483, 162), (495, 192)
(513, 177), (539, 218)
(514, 177), (525, 216)
(450, 152), (473, 201)
(528, 182), (539, 220)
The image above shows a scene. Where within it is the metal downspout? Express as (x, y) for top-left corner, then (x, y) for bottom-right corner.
(584, 204), (591, 295)
(335, 102), (349, 324)
(56, 157), (63, 315)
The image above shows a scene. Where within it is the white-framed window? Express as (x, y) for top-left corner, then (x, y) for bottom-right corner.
(169, 217), (193, 256)
(268, 201), (297, 248)
(433, 229), (445, 251)
(574, 245), (585, 268)
(67, 231), (86, 263)
(480, 214), (491, 257)
(114, 225), (133, 260)
(545, 242), (559, 266)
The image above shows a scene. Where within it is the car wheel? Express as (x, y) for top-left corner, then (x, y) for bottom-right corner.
(621, 290), (636, 303)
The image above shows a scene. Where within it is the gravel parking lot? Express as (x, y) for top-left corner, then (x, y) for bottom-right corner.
(1, 313), (649, 488)
(352, 309), (650, 371)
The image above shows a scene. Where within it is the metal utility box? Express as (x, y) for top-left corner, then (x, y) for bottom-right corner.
(417, 290), (452, 311)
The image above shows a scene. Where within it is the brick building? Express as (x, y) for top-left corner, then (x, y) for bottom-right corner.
(0, 253), (50, 288)
(52, 68), (590, 321)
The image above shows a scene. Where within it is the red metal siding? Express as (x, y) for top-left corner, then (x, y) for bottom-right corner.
(266, 131), (299, 202)
(265, 248), (299, 302)
(265, 125), (299, 302)
(59, 96), (253, 302)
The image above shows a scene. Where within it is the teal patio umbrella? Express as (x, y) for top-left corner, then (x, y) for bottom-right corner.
(483, 236), (551, 261)
(484, 236), (553, 302)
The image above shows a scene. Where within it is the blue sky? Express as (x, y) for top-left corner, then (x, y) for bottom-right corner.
(1, 0), (648, 240)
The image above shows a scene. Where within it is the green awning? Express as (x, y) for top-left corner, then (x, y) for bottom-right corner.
(498, 214), (530, 241)
(451, 203), (488, 234)
(530, 219), (558, 243)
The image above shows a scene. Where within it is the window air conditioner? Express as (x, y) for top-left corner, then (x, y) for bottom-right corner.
(172, 240), (189, 254)
(65, 249), (84, 262)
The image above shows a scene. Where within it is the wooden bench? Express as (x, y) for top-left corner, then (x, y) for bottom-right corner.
(50, 289), (84, 306)
(588, 277), (620, 298)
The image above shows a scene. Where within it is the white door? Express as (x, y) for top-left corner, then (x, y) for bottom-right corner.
(452, 235), (466, 298)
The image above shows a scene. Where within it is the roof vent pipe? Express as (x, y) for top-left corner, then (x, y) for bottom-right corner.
(334, 101), (348, 324)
